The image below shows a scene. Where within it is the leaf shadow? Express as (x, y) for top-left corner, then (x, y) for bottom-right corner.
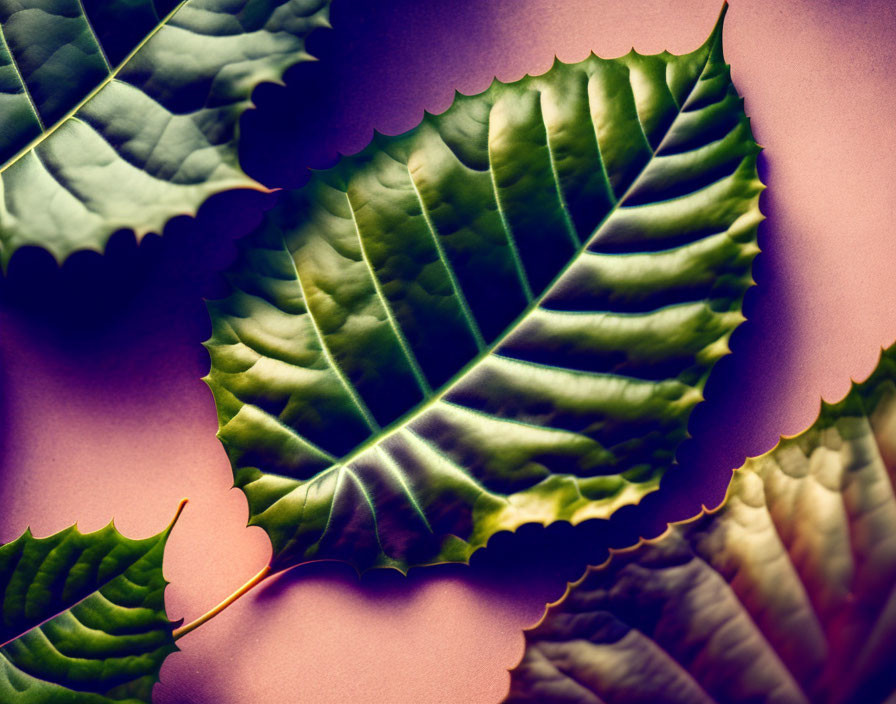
(153, 665), (230, 704)
(241, 0), (502, 188)
(0, 188), (277, 508)
(0, 188), (275, 335)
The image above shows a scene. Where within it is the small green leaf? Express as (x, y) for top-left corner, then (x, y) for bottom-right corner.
(0, 0), (330, 265)
(0, 502), (185, 703)
(206, 4), (763, 573)
(506, 349), (896, 704)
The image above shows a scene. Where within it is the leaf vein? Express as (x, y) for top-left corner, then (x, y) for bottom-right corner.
(376, 446), (433, 533)
(279, 233), (381, 433)
(344, 190), (433, 396)
(538, 90), (582, 248)
(406, 165), (486, 349)
(73, 0), (112, 73)
(0, 21), (44, 131)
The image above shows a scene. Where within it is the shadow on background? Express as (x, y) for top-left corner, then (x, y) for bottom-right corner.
(0, 0), (801, 695)
(0, 188), (275, 505)
(1, 188), (272, 335)
(241, 0), (503, 186)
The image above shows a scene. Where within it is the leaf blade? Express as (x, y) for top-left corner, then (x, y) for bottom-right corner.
(0, 0), (330, 265)
(0, 505), (182, 703)
(505, 349), (896, 704)
(207, 4), (764, 573)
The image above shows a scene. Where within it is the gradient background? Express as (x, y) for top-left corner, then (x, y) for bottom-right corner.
(1, 0), (895, 702)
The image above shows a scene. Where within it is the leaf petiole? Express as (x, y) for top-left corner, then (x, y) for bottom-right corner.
(173, 564), (273, 640)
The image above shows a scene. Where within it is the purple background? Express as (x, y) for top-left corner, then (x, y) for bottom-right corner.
(1, 0), (895, 701)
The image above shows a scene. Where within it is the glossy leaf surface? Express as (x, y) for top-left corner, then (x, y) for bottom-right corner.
(0, 0), (330, 265)
(0, 506), (182, 703)
(206, 5), (764, 573)
(507, 348), (896, 704)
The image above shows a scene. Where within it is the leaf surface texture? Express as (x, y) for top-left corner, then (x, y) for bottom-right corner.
(206, 6), (764, 572)
(0, 512), (180, 703)
(506, 348), (896, 704)
(0, 0), (330, 264)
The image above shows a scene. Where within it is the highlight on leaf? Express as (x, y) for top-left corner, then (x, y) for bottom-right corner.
(204, 2), (764, 575)
(0, 500), (187, 703)
(505, 346), (896, 704)
(0, 0), (331, 266)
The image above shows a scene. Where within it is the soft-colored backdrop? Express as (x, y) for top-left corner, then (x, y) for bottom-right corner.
(1, 0), (894, 702)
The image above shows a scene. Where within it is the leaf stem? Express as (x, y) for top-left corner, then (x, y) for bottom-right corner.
(173, 564), (272, 640)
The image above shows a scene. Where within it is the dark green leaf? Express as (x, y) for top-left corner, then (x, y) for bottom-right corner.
(506, 348), (896, 704)
(206, 4), (764, 573)
(0, 502), (184, 703)
(0, 0), (330, 265)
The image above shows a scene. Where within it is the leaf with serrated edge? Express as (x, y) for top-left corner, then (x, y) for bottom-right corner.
(506, 347), (896, 704)
(205, 3), (764, 574)
(0, 502), (185, 703)
(0, 0), (331, 266)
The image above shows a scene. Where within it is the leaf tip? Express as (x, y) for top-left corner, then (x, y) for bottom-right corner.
(716, 0), (730, 27)
(704, 0), (729, 58)
(165, 498), (189, 536)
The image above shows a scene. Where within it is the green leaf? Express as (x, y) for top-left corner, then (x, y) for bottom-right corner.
(205, 4), (764, 573)
(506, 349), (896, 704)
(0, 0), (330, 266)
(0, 501), (185, 703)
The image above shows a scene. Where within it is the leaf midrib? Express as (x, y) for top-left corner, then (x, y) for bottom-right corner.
(0, 0), (190, 176)
(305, 45), (717, 479)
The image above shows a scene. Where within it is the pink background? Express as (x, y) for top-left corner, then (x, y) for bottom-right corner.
(1, 0), (895, 702)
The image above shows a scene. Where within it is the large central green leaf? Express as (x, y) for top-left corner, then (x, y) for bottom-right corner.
(0, 503), (183, 703)
(506, 347), (896, 704)
(205, 5), (764, 573)
(0, 0), (330, 265)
